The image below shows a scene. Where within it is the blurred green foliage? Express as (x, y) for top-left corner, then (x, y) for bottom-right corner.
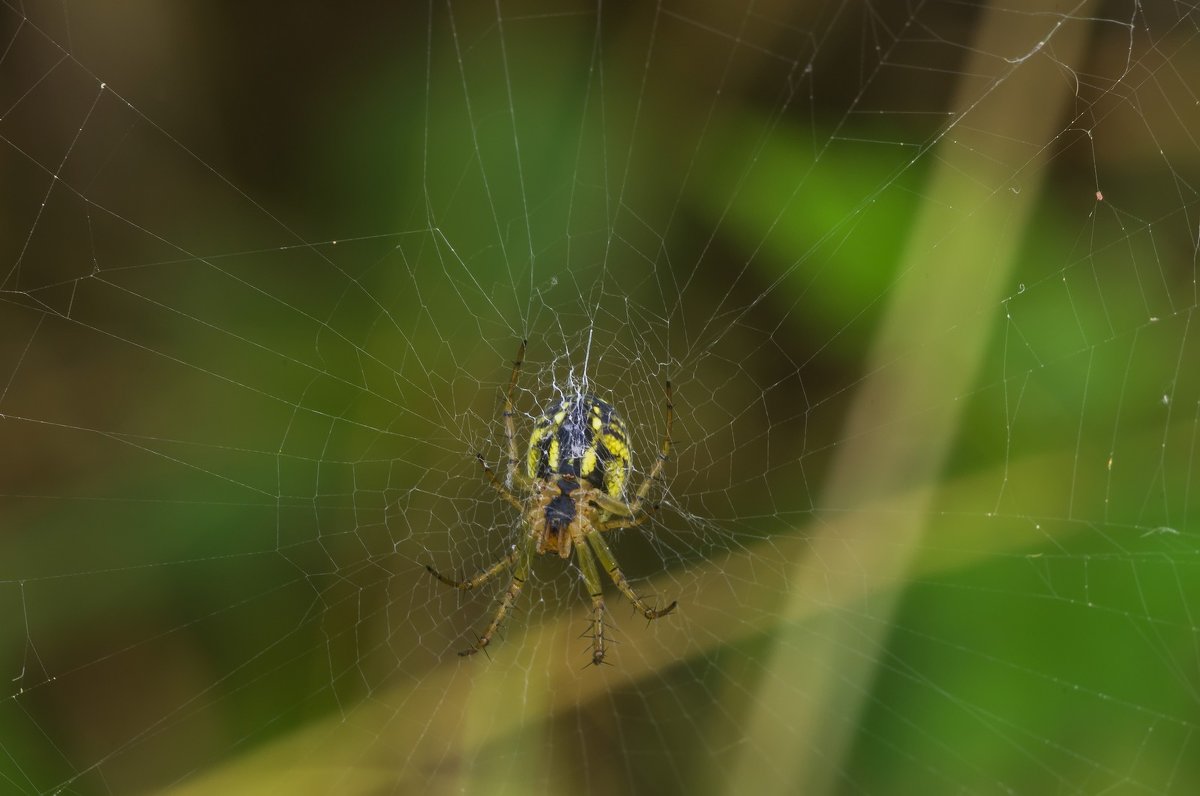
(2, 2), (1198, 795)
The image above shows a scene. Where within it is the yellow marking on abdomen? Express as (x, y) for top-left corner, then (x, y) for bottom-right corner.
(581, 446), (597, 477)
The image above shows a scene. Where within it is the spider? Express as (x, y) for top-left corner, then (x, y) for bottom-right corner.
(427, 340), (676, 666)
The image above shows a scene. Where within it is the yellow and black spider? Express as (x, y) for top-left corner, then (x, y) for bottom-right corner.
(427, 340), (676, 665)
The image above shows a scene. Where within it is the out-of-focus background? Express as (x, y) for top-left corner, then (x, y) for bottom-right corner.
(2, 1), (1198, 793)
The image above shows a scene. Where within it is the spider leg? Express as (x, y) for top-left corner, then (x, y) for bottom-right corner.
(589, 492), (660, 533)
(503, 339), (527, 489)
(425, 545), (519, 590)
(586, 529), (676, 619)
(477, 453), (524, 511)
(589, 492), (636, 517)
(591, 506), (659, 533)
(572, 534), (609, 666)
(624, 380), (673, 516)
(459, 532), (536, 657)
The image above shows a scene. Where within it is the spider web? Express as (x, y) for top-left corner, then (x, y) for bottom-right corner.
(2, 0), (1199, 793)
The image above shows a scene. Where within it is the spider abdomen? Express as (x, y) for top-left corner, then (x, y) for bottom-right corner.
(526, 395), (631, 498)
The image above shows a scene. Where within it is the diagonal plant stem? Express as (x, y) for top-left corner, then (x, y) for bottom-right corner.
(165, 444), (1104, 794)
(723, 3), (1095, 793)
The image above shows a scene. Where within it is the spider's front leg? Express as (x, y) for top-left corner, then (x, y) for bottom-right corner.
(586, 530), (677, 621)
(427, 531), (538, 658)
(572, 534), (610, 665)
(460, 569), (526, 658)
(456, 533), (537, 658)
(425, 547), (518, 591)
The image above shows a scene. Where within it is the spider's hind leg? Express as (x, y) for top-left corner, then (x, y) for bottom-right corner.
(503, 339), (527, 489)
(478, 453), (524, 511)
